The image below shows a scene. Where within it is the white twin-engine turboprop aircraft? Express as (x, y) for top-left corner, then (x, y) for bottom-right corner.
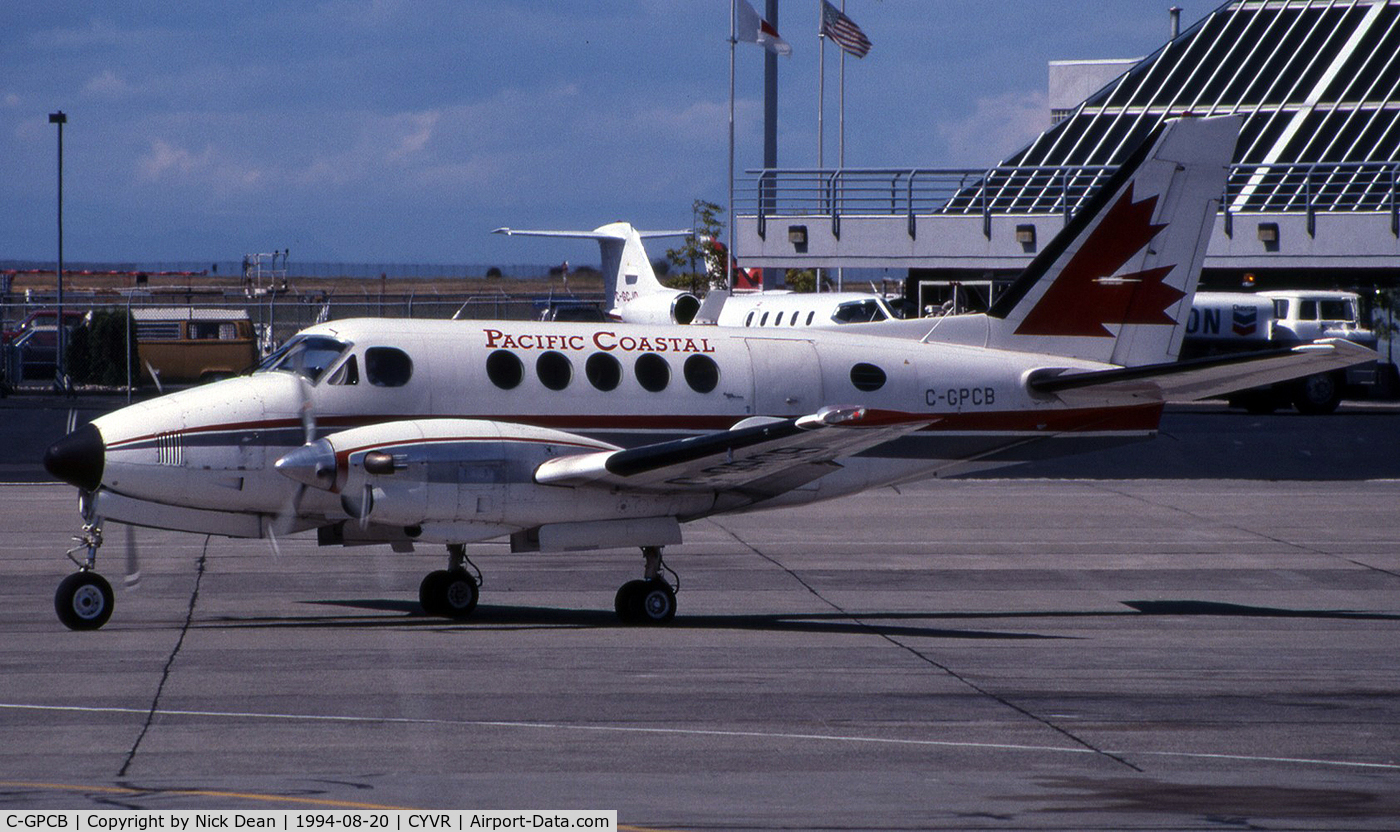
(44, 117), (1373, 630)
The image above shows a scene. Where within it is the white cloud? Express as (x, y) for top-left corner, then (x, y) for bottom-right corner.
(936, 90), (1051, 166)
(85, 69), (132, 99)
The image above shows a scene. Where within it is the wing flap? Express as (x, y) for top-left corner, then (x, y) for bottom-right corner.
(535, 406), (932, 492)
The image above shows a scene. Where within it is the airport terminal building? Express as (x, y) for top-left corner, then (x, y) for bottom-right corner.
(737, 0), (1400, 315)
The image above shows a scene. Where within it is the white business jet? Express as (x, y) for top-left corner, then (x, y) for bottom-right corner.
(43, 117), (1373, 631)
(493, 223), (701, 325)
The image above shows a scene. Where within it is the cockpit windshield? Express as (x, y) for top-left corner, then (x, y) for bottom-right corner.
(255, 335), (350, 382)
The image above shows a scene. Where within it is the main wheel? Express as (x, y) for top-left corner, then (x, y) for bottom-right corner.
(419, 569), (478, 619)
(55, 572), (114, 631)
(440, 569), (479, 619)
(615, 578), (676, 625)
(614, 579), (648, 624)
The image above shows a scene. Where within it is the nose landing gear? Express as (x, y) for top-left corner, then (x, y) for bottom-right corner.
(55, 522), (114, 631)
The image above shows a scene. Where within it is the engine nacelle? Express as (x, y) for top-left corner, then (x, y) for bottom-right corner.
(613, 290), (701, 325)
(275, 419), (710, 540)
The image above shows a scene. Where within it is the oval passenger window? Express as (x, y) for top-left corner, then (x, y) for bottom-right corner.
(536, 351), (572, 391)
(486, 349), (524, 390)
(365, 347), (413, 387)
(586, 352), (622, 391)
(635, 353), (670, 392)
(683, 354), (720, 393)
(849, 362), (887, 392)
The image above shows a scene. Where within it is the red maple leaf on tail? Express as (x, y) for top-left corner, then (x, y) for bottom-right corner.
(1015, 183), (1184, 338)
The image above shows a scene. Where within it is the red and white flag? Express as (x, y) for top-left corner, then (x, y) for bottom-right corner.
(736, 0), (792, 56)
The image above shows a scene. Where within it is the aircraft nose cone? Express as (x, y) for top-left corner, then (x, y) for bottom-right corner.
(274, 440), (337, 490)
(44, 423), (105, 491)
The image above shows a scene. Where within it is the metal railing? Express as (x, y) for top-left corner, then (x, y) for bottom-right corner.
(740, 161), (1400, 240)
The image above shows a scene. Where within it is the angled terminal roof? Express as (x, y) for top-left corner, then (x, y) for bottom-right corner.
(949, 0), (1400, 216)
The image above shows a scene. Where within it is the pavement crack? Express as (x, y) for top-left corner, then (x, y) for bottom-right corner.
(706, 518), (1143, 773)
(118, 536), (210, 778)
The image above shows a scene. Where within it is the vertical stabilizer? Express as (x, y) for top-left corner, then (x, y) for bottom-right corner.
(982, 116), (1239, 366)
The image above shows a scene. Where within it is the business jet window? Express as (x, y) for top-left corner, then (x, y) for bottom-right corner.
(257, 335), (349, 382)
(806, 312), (815, 325)
(831, 300), (887, 324)
(745, 312), (755, 327)
(850, 362), (887, 392)
(536, 350), (572, 391)
(586, 352), (622, 391)
(365, 347), (413, 387)
(635, 353), (670, 392)
(486, 349), (524, 390)
(683, 355), (719, 393)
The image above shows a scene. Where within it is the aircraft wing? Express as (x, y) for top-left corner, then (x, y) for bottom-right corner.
(535, 406), (933, 496)
(1030, 338), (1377, 405)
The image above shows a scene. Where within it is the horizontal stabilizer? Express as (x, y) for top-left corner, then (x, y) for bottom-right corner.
(493, 226), (690, 240)
(1029, 338), (1376, 405)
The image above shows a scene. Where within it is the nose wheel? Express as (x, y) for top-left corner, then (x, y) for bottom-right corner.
(55, 571), (114, 630)
(55, 521), (114, 631)
(615, 546), (678, 625)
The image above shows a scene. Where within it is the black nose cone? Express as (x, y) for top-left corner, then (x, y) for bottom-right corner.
(44, 423), (105, 491)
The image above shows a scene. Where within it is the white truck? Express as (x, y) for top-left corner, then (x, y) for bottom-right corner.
(1182, 290), (1380, 414)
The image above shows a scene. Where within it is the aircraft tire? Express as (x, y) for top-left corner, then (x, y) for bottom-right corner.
(637, 579), (677, 624)
(616, 578), (676, 625)
(419, 570), (451, 616)
(440, 569), (479, 619)
(55, 571), (114, 631)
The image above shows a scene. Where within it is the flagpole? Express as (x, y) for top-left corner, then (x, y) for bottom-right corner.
(728, 0), (736, 292)
(837, 0), (846, 292)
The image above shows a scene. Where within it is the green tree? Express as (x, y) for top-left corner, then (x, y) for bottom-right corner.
(665, 199), (724, 293)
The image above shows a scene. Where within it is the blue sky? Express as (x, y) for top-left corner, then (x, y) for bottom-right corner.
(2, 1), (1194, 266)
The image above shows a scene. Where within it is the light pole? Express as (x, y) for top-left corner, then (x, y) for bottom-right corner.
(48, 110), (67, 393)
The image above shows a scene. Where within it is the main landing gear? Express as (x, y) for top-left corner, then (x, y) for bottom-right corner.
(55, 522), (115, 631)
(419, 543), (482, 619)
(614, 546), (677, 625)
(415, 543), (680, 625)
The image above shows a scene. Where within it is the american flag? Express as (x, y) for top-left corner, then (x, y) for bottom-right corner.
(820, 1), (871, 58)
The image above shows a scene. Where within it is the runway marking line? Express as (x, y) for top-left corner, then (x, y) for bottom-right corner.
(4, 701), (1398, 773)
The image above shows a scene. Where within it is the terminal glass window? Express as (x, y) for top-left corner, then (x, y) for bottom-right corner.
(486, 349), (524, 390)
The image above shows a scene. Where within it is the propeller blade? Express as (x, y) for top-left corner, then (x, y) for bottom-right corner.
(122, 523), (141, 588)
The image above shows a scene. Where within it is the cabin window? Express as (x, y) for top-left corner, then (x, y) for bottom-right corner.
(327, 355), (359, 386)
(256, 335), (349, 382)
(365, 347), (413, 387)
(585, 352), (622, 391)
(745, 312), (755, 327)
(1273, 299), (1289, 319)
(806, 311), (815, 326)
(849, 362), (887, 392)
(775, 312), (784, 326)
(832, 300), (888, 324)
(486, 349), (524, 390)
(683, 355), (720, 393)
(1299, 300), (1318, 320)
(635, 353), (670, 392)
(760, 312), (769, 326)
(536, 350), (572, 391)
